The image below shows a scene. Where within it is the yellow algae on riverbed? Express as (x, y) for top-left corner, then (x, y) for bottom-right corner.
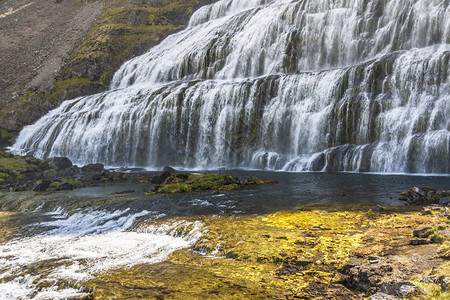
(0, 211), (18, 243)
(83, 206), (448, 299)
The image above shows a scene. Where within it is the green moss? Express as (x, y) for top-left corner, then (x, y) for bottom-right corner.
(0, 129), (16, 146)
(84, 208), (446, 299)
(0, 154), (40, 182)
(150, 173), (267, 194)
(0, 172), (7, 182)
(49, 179), (82, 189)
(43, 169), (58, 178)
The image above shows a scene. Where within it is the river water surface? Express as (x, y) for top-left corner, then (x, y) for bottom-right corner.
(0, 171), (449, 299)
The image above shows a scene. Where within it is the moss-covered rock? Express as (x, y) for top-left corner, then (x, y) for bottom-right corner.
(148, 173), (274, 194)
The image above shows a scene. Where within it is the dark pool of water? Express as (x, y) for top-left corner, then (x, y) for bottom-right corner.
(67, 171), (450, 217)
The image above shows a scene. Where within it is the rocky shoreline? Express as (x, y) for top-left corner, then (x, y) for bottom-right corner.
(0, 150), (275, 196)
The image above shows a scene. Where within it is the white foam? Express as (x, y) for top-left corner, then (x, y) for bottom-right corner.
(0, 209), (203, 299)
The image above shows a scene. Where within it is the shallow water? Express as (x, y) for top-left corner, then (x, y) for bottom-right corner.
(0, 171), (449, 298)
(69, 170), (450, 215)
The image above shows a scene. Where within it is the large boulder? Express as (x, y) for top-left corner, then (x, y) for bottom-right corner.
(81, 163), (104, 173)
(151, 172), (171, 185)
(46, 157), (73, 171)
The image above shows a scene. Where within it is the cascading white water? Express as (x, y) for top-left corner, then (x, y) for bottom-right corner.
(11, 0), (450, 173)
(0, 208), (203, 299)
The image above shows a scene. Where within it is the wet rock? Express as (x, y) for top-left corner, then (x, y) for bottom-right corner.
(81, 163), (104, 172)
(413, 226), (432, 238)
(90, 173), (102, 181)
(58, 183), (74, 190)
(46, 157), (72, 171)
(368, 292), (395, 300)
(399, 186), (450, 205)
(371, 205), (384, 212)
(32, 179), (52, 192)
(151, 172), (171, 185)
(163, 166), (177, 173)
(114, 190), (135, 195)
(440, 196), (450, 206)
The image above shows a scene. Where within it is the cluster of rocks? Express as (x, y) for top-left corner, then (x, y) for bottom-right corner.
(341, 255), (449, 299)
(410, 225), (450, 245)
(1, 156), (132, 192)
(399, 186), (450, 205)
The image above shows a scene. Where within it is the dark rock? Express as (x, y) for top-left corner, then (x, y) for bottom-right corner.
(372, 205), (384, 212)
(368, 292), (395, 300)
(46, 157), (72, 171)
(440, 275), (450, 291)
(81, 163), (104, 172)
(413, 227), (432, 238)
(410, 239), (431, 245)
(162, 166), (177, 173)
(90, 173), (102, 181)
(151, 172), (171, 185)
(114, 190), (135, 195)
(398, 186), (447, 204)
(58, 183), (74, 190)
(379, 281), (423, 297)
(342, 258), (393, 292)
(439, 196), (450, 206)
(32, 179), (52, 192)
(71, 165), (80, 173)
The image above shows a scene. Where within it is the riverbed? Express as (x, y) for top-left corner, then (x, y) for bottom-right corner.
(0, 171), (449, 299)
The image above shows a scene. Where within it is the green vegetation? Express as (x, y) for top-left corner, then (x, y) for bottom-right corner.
(0, 129), (16, 146)
(0, 0), (215, 133)
(148, 173), (268, 194)
(0, 150), (43, 182)
(60, 0), (211, 92)
(49, 179), (82, 189)
(85, 206), (450, 299)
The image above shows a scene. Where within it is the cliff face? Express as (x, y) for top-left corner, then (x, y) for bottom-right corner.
(0, 0), (215, 143)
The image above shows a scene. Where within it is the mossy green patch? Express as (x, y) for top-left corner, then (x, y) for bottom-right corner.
(49, 179), (82, 189)
(0, 152), (42, 182)
(0, 129), (16, 146)
(149, 173), (268, 194)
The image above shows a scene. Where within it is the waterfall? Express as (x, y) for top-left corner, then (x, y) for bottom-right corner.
(11, 0), (450, 174)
